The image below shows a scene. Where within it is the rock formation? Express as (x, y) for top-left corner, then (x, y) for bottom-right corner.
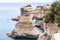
(44, 23), (58, 35)
(7, 5), (39, 38)
(7, 5), (55, 40)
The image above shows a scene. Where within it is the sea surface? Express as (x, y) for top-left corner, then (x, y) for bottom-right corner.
(0, 3), (47, 40)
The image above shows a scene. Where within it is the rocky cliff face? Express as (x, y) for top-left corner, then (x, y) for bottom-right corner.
(44, 23), (58, 35)
(7, 12), (39, 38)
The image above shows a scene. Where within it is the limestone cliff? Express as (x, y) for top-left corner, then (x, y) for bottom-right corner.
(7, 11), (39, 38)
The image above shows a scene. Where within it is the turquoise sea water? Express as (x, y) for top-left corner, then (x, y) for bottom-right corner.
(0, 3), (46, 40)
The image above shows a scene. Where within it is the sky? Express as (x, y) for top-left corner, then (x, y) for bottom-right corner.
(0, 0), (56, 20)
(0, 0), (56, 3)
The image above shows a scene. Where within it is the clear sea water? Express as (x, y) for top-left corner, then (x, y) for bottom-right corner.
(0, 3), (47, 40)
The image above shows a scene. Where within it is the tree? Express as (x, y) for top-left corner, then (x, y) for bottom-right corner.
(44, 11), (54, 23)
(44, 1), (60, 27)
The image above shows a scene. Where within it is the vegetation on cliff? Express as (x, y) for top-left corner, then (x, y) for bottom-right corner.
(44, 0), (60, 27)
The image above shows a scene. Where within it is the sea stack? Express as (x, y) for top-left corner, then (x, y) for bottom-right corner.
(7, 5), (39, 38)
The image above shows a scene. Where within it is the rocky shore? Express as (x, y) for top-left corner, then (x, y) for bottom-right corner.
(7, 4), (60, 40)
(7, 5), (40, 39)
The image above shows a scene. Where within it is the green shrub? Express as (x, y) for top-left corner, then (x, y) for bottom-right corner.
(44, 1), (60, 27)
(44, 11), (54, 23)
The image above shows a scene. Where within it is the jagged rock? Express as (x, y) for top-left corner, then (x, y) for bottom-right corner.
(37, 33), (55, 40)
(44, 23), (58, 35)
(7, 27), (40, 38)
(7, 22), (39, 38)
(12, 18), (19, 21)
(7, 20), (39, 38)
(7, 29), (39, 38)
(7, 10), (39, 38)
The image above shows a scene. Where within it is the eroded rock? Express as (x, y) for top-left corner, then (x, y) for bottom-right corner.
(7, 10), (39, 38)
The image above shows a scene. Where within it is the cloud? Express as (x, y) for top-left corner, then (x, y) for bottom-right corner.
(0, 0), (56, 3)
